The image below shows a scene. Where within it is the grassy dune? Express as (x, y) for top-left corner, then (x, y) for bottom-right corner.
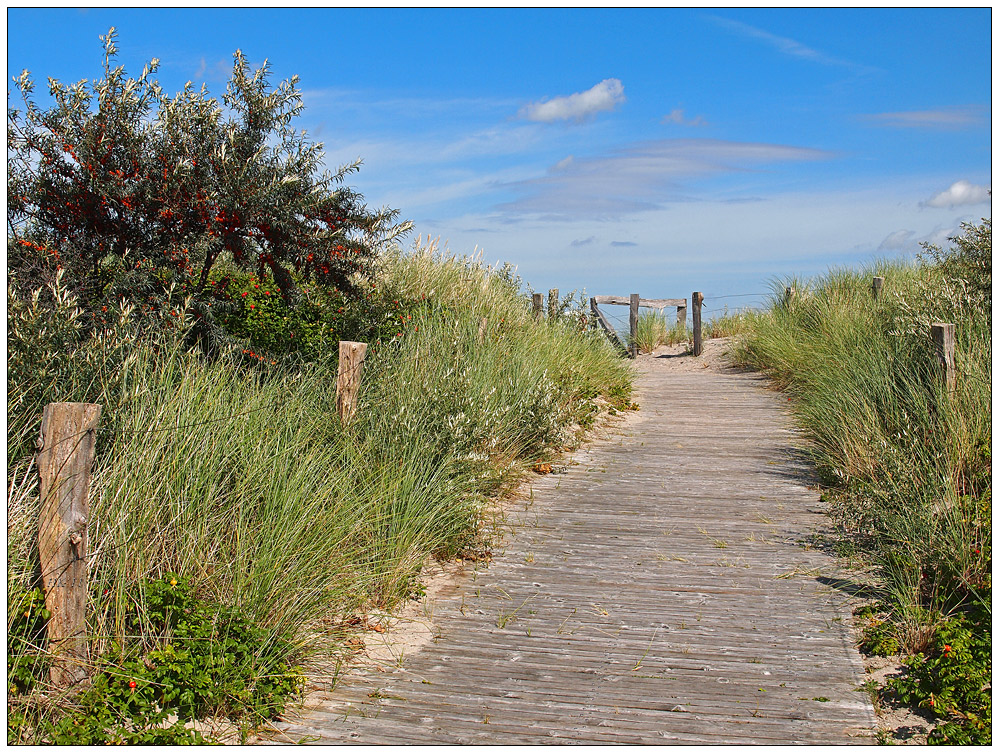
(7, 241), (633, 741)
(727, 221), (990, 744)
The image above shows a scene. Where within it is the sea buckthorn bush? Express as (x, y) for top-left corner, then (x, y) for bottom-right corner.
(8, 27), (410, 353)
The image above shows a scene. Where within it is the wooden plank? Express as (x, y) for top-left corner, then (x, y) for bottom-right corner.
(37, 401), (101, 688)
(593, 295), (686, 308)
(931, 322), (956, 391)
(629, 293), (639, 359)
(532, 292), (543, 321)
(336, 341), (367, 423)
(589, 298), (624, 350)
(271, 361), (876, 745)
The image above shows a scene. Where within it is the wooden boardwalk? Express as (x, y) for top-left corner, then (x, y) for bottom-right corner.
(273, 357), (876, 744)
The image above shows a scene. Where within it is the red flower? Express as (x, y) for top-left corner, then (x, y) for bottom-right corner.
(128, 680), (137, 689)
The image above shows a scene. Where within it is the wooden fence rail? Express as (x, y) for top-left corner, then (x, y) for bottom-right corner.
(589, 294), (696, 359)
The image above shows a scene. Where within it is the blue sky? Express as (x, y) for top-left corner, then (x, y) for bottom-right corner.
(7, 7), (992, 311)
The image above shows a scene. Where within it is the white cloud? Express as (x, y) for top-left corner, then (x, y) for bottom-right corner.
(922, 180), (991, 208)
(709, 16), (877, 73)
(863, 107), (985, 130)
(662, 108), (708, 127)
(518, 79), (625, 123)
(878, 229), (915, 251)
(551, 156), (575, 172)
(497, 138), (832, 220)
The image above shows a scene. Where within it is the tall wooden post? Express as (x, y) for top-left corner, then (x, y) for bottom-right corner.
(629, 293), (640, 359)
(872, 276), (885, 300)
(336, 341), (367, 423)
(37, 402), (101, 688)
(589, 297), (599, 329)
(532, 293), (543, 321)
(548, 288), (559, 321)
(692, 292), (704, 357)
(931, 323), (956, 392)
(676, 303), (687, 330)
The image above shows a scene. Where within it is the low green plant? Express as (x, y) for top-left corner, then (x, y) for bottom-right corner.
(888, 600), (991, 745)
(706, 307), (759, 339)
(8, 575), (302, 745)
(7, 586), (50, 696)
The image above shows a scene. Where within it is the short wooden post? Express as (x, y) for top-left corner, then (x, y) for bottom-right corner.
(676, 303), (687, 330)
(629, 293), (640, 359)
(785, 286), (795, 307)
(872, 276), (884, 300)
(692, 292), (704, 356)
(336, 341), (367, 423)
(930, 323), (956, 391)
(532, 293), (543, 321)
(548, 288), (559, 321)
(37, 402), (101, 688)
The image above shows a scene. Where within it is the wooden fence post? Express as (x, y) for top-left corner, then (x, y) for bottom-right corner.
(785, 286), (795, 307)
(548, 288), (559, 321)
(629, 293), (640, 359)
(532, 293), (543, 321)
(37, 402), (101, 688)
(872, 276), (884, 300)
(931, 323), (956, 391)
(336, 341), (367, 423)
(676, 303), (687, 330)
(692, 292), (704, 356)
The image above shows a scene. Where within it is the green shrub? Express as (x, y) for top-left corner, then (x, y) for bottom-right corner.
(8, 28), (409, 353)
(8, 575), (300, 744)
(889, 599), (991, 745)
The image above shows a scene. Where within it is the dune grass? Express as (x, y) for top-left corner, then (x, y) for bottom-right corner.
(7, 239), (634, 741)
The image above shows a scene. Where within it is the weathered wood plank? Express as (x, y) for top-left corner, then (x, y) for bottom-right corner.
(589, 297), (624, 350)
(593, 295), (686, 308)
(270, 357), (876, 744)
(335, 341), (366, 423)
(37, 402), (101, 688)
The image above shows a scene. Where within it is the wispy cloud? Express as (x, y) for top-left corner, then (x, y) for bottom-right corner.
(497, 139), (832, 220)
(518, 79), (625, 123)
(878, 229), (916, 251)
(921, 180), (991, 208)
(662, 108), (708, 127)
(610, 241), (638, 247)
(861, 106), (985, 130)
(709, 16), (876, 73)
(571, 236), (596, 247)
